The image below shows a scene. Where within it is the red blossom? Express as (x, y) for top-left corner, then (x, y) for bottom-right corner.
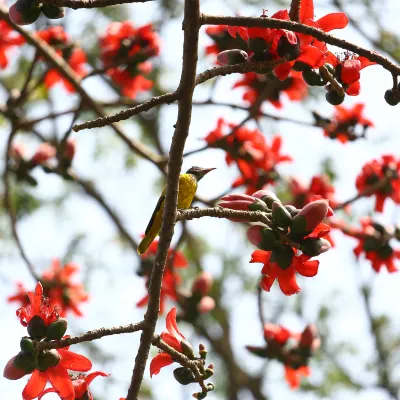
(0, 21), (24, 69)
(100, 21), (160, 98)
(38, 371), (109, 400)
(322, 103), (373, 143)
(355, 155), (400, 212)
(284, 365), (311, 389)
(204, 118), (292, 194)
(149, 307), (185, 377)
(8, 260), (89, 317)
(233, 71), (308, 109)
(343, 217), (400, 273)
(36, 27), (87, 92)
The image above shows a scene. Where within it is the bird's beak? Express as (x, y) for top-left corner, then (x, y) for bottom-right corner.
(201, 167), (216, 176)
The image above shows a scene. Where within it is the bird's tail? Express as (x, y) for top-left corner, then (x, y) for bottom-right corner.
(137, 232), (157, 256)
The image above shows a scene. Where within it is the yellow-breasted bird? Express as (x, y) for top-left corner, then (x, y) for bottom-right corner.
(137, 166), (215, 255)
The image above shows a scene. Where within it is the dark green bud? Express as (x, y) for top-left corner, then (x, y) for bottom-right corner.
(384, 89), (400, 106)
(46, 318), (68, 341)
(301, 238), (331, 257)
(290, 215), (308, 237)
(302, 68), (326, 86)
(20, 337), (35, 353)
(272, 202), (292, 228)
(292, 61), (309, 72)
(325, 89), (345, 105)
(217, 49), (249, 65)
(285, 205), (300, 217)
(245, 345), (268, 358)
(37, 349), (60, 372)
(203, 367), (214, 380)
(277, 35), (301, 61)
(378, 244), (393, 259)
(41, 4), (65, 19)
(272, 245), (294, 269)
(13, 351), (36, 373)
(363, 237), (380, 252)
(181, 340), (195, 359)
(173, 367), (196, 385)
(9, 0), (41, 25)
(259, 228), (279, 251)
(248, 37), (269, 56)
(248, 198), (269, 212)
(27, 315), (47, 340)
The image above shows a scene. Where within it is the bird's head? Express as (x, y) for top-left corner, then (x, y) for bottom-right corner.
(186, 166), (216, 181)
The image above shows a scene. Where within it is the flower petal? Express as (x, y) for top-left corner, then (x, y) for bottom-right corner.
(58, 350), (92, 372)
(299, 0), (314, 22)
(46, 364), (74, 400)
(276, 267), (301, 295)
(150, 353), (173, 377)
(165, 307), (185, 342)
(250, 250), (271, 264)
(316, 13), (348, 32)
(22, 370), (47, 400)
(295, 259), (319, 277)
(85, 371), (110, 386)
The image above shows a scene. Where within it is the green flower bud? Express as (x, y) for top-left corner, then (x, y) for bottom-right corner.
(285, 205), (300, 217)
(181, 340), (195, 359)
(20, 337), (35, 353)
(248, 37), (269, 57)
(325, 89), (345, 105)
(9, 0), (41, 25)
(272, 202), (292, 228)
(301, 238), (331, 257)
(277, 35), (301, 61)
(203, 366), (214, 380)
(46, 318), (68, 341)
(27, 315), (47, 340)
(37, 350), (60, 372)
(217, 49), (248, 66)
(42, 4), (65, 19)
(173, 367), (196, 385)
(245, 345), (268, 358)
(13, 351), (36, 374)
(384, 89), (400, 106)
(259, 228), (279, 251)
(272, 245), (294, 269)
(302, 68), (326, 86)
(248, 198), (269, 212)
(377, 244), (393, 259)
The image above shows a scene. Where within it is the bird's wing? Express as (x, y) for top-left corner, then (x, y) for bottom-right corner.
(144, 185), (167, 235)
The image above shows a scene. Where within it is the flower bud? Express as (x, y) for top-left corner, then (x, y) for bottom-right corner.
(384, 89), (400, 106)
(9, 0), (41, 25)
(271, 245), (294, 269)
(302, 68), (326, 86)
(37, 350), (60, 372)
(299, 324), (320, 350)
(173, 367), (196, 385)
(301, 238), (331, 257)
(245, 345), (268, 358)
(272, 202), (292, 227)
(217, 49), (248, 65)
(10, 143), (26, 161)
(285, 205), (300, 217)
(259, 228), (279, 251)
(248, 37), (269, 57)
(13, 351), (36, 374)
(325, 89), (345, 105)
(20, 337), (35, 353)
(27, 315), (47, 340)
(3, 356), (29, 380)
(377, 244), (393, 259)
(199, 344), (207, 360)
(291, 199), (329, 237)
(46, 318), (68, 340)
(181, 340), (195, 359)
(64, 138), (76, 161)
(252, 190), (280, 208)
(277, 35), (301, 61)
(42, 4), (65, 19)
(30, 143), (56, 165)
(192, 271), (213, 295)
(198, 296), (215, 314)
(247, 225), (263, 247)
(219, 193), (261, 211)
(203, 365), (214, 380)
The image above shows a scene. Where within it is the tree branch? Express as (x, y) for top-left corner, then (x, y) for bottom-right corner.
(41, 0), (152, 8)
(126, 1), (201, 398)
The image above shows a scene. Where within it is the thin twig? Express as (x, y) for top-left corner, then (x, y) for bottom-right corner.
(41, 0), (152, 8)
(289, 0), (302, 22)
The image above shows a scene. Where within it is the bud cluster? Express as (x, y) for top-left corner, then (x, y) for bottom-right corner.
(9, 0), (64, 26)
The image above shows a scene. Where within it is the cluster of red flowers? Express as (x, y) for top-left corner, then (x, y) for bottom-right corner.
(100, 21), (160, 98)
(247, 324), (320, 389)
(355, 154), (400, 212)
(4, 283), (106, 400)
(36, 27), (87, 92)
(205, 118), (292, 194)
(0, 21), (24, 69)
(233, 71), (308, 109)
(8, 259), (88, 317)
(220, 191), (333, 295)
(334, 217), (400, 273)
(314, 103), (373, 143)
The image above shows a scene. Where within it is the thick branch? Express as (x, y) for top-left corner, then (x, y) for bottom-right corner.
(41, 0), (151, 8)
(289, 0), (302, 22)
(126, 1), (200, 399)
(200, 14), (400, 76)
(38, 320), (146, 350)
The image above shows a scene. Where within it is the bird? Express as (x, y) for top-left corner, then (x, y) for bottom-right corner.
(137, 166), (215, 256)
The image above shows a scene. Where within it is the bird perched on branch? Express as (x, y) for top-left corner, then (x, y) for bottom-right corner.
(137, 166), (215, 255)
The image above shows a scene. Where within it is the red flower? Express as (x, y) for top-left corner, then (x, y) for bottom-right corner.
(100, 21), (160, 98)
(38, 371), (109, 400)
(322, 103), (373, 143)
(325, 53), (375, 96)
(264, 324), (299, 344)
(344, 217), (400, 273)
(8, 260), (89, 317)
(204, 25), (247, 59)
(288, 175), (338, 209)
(0, 21), (24, 69)
(205, 118), (292, 194)
(150, 307), (185, 377)
(16, 282), (59, 327)
(30, 143), (57, 165)
(36, 27), (87, 92)
(355, 155), (400, 212)
(285, 365), (311, 389)
(233, 71), (308, 109)
(137, 239), (187, 314)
